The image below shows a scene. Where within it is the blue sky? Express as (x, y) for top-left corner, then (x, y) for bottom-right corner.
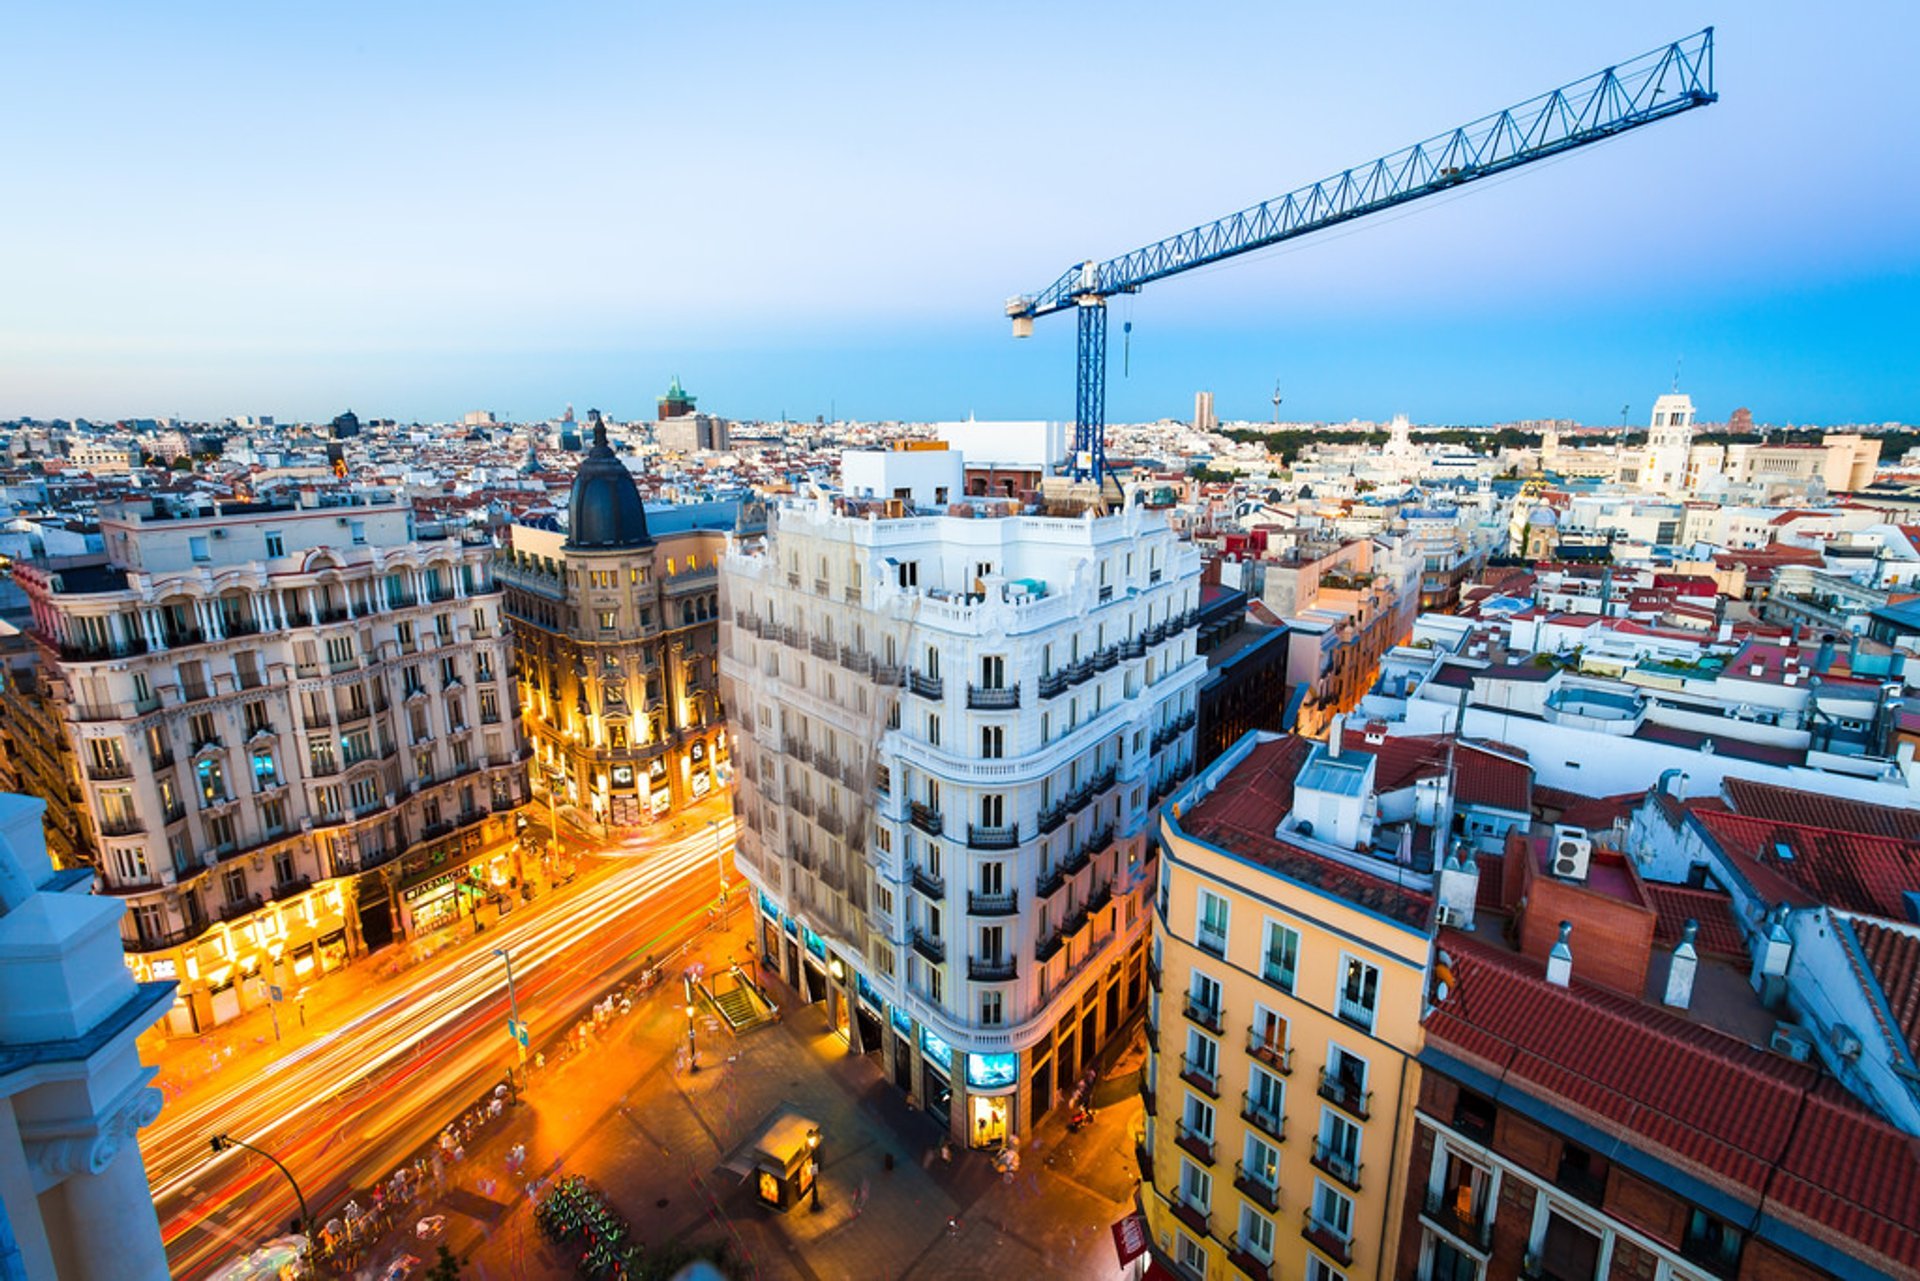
(2, 3), (1914, 426)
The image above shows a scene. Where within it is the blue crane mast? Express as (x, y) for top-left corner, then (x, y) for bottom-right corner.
(1007, 28), (1717, 484)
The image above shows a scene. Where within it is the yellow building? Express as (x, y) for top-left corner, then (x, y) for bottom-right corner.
(1144, 730), (1436, 1281)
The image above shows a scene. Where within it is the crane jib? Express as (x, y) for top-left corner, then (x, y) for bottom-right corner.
(1008, 28), (1717, 484)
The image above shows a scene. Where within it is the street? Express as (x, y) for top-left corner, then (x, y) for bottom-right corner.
(151, 810), (737, 1280)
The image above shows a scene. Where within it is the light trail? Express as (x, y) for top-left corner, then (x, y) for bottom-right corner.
(149, 822), (735, 1277)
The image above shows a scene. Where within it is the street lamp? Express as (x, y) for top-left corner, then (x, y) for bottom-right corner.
(683, 974), (699, 1074)
(709, 817), (729, 926)
(210, 1132), (315, 1261)
(806, 1128), (822, 1211)
(494, 945), (529, 1084)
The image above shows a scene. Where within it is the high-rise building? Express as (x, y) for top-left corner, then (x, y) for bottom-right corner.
(658, 375), (698, 420)
(1638, 392), (1696, 495)
(10, 494), (529, 1035)
(722, 448), (1206, 1148)
(497, 424), (738, 828)
(1195, 391), (1217, 434)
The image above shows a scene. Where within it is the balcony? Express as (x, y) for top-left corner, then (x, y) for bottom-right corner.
(909, 863), (946, 899)
(1119, 636), (1146, 660)
(217, 894), (264, 924)
(1036, 802), (1067, 835)
(1239, 1094), (1286, 1144)
(1182, 995), (1224, 1035)
(911, 930), (946, 965)
(1141, 1082), (1156, 1117)
(1196, 924), (1227, 957)
(1227, 1236), (1272, 1281)
(1168, 1194), (1210, 1238)
(1034, 929), (1063, 965)
(125, 921), (211, 953)
(1146, 953), (1161, 992)
(908, 802), (944, 837)
(1421, 1187), (1493, 1253)
(99, 816), (145, 837)
(966, 684), (1020, 710)
(86, 760), (134, 781)
(1317, 1069), (1372, 1121)
(1179, 1056), (1219, 1099)
(907, 670), (943, 700)
(1554, 1161), (1606, 1208)
(1174, 1123), (1215, 1166)
(1302, 1214), (1354, 1268)
(1311, 1140), (1363, 1191)
(967, 823), (1019, 851)
(1247, 1030), (1293, 1074)
(1085, 880), (1112, 914)
(1336, 993), (1376, 1032)
(1234, 1162), (1281, 1212)
(968, 955), (1017, 982)
(1063, 658), (1094, 687)
(1036, 864), (1065, 900)
(967, 890), (1019, 916)
(271, 874), (313, 903)
(1037, 670), (1068, 699)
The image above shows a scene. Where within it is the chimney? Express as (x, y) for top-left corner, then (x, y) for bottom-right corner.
(1546, 921), (1574, 987)
(1847, 632), (1861, 671)
(1751, 903), (1794, 993)
(1663, 920), (1699, 1009)
(1815, 636), (1836, 673)
(1329, 718), (1343, 759)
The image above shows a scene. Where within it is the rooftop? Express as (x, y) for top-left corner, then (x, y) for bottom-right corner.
(1175, 735), (1434, 930)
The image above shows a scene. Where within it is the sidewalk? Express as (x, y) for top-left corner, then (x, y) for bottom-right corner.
(347, 916), (1146, 1281)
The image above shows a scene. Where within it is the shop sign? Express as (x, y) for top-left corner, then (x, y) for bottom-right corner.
(648, 758), (667, 781)
(690, 740), (706, 762)
(648, 788), (670, 816)
(612, 765), (635, 787)
(403, 865), (476, 904)
(890, 1005), (913, 1035)
(920, 1026), (953, 1072)
(759, 890), (780, 919)
(690, 771), (712, 798)
(966, 1052), (1018, 1091)
(149, 958), (178, 981)
(856, 974), (883, 1012)
(803, 928), (826, 961)
(1110, 1212), (1149, 1266)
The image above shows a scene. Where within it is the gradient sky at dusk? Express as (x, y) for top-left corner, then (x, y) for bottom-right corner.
(3, 3), (1915, 426)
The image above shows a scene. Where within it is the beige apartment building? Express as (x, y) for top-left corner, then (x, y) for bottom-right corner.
(10, 493), (529, 1035)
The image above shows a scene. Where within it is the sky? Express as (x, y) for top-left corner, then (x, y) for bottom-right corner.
(2, 2), (1915, 427)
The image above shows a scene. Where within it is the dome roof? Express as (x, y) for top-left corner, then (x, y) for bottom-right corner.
(1529, 504), (1559, 527)
(567, 424), (653, 550)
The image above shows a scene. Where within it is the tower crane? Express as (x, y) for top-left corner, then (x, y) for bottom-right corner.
(1007, 29), (1716, 485)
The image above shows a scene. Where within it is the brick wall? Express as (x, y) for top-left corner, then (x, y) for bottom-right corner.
(1516, 849), (1658, 996)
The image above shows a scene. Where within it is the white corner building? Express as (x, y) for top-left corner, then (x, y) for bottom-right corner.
(722, 448), (1205, 1147)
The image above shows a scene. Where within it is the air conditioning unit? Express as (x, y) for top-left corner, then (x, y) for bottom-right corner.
(1551, 828), (1592, 881)
(212, 528), (227, 539)
(1830, 1023), (1864, 1060)
(1771, 1023), (1815, 1062)
(1435, 905), (1457, 928)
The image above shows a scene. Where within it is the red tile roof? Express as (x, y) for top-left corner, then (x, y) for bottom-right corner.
(1846, 918), (1920, 1066)
(1693, 808), (1920, 921)
(1177, 736), (1433, 930)
(1428, 933), (1920, 1277)
(1643, 883), (1747, 961)
(1723, 778), (1920, 841)
(1336, 734), (1532, 813)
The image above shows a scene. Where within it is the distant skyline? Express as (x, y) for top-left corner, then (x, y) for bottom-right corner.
(3, 3), (1915, 426)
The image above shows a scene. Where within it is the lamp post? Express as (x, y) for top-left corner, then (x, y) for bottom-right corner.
(709, 817), (729, 927)
(211, 1132), (314, 1261)
(494, 945), (528, 1083)
(683, 974), (699, 1074)
(806, 1128), (822, 1211)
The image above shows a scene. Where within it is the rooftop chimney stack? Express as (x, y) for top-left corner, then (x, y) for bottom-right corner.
(1329, 718), (1343, 759)
(1546, 921), (1574, 988)
(1663, 920), (1699, 1009)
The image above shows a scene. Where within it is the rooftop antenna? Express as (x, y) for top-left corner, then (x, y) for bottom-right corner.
(1620, 403), (1631, 430)
(1672, 355), (1683, 393)
(1272, 381), (1283, 427)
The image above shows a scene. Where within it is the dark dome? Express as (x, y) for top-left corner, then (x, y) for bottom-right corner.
(566, 424), (653, 550)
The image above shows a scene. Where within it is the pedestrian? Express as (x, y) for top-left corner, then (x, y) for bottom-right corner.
(939, 1139), (952, 1165)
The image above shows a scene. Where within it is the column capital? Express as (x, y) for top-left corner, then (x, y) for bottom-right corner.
(24, 1085), (164, 1187)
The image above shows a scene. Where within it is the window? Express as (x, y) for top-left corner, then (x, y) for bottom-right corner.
(980, 724), (1004, 758)
(261, 795), (286, 834)
(1184, 1027), (1218, 1086)
(895, 560), (919, 589)
(189, 535), (210, 562)
(1247, 1064), (1284, 1122)
(251, 750), (279, 790)
(272, 851), (295, 885)
(1683, 1207), (1744, 1276)
(1196, 889), (1228, 955)
(243, 700), (270, 736)
(112, 846), (149, 882)
(1262, 919), (1299, 991)
(349, 520), (366, 545)
(207, 813), (234, 850)
(1316, 1110), (1361, 1185)
(223, 867), (248, 905)
(1305, 1260), (1347, 1281)
(1179, 1159), (1211, 1213)
(1236, 1203), (1275, 1263)
(1182, 1091), (1215, 1142)
(1176, 1232), (1208, 1279)
(980, 991), (1002, 1025)
(1311, 1180), (1353, 1242)
(1187, 969), (1222, 1023)
(265, 531), (284, 558)
(979, 794), (1004, 828)
(1538, 1211), (1601, 1281)
(925, 713), (940, 747)
(980, 655), (1005, 688)
(196, 758), (227, 804)
(1338, 954), (1380, 1031)
(1242, 1133), (1280, 1189)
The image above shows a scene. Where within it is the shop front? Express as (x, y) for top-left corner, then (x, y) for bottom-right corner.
(920, 1026), (954, 1126)
(608, 763), (642, 827)
(966, 1053), (1019, 1150)
(647, 757), (671, 818)
(399, 865), (488, 937)
(687, 738), (713, 801)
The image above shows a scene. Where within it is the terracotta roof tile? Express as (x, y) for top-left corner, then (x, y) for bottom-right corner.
(1427, 934), (1920, 1276)
(1847, 918), (1920, 1065)
(1723, 778), (1920, 841)
(1694, 809), (1920, 920)
(1644, 883), (1748, 961)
